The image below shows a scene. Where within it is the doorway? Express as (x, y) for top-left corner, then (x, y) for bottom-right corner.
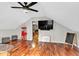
(32, 21), (39, 47)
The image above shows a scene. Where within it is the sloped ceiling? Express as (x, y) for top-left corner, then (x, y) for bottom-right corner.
(0, 2), (45, 30)
(40, 2), (79, 32)
(0, 2), (79, 32)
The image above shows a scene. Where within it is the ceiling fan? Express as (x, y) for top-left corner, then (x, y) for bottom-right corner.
(11, 2), (38, 12)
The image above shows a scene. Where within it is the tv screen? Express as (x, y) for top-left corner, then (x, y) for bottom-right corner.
(38, 20), (53, 30)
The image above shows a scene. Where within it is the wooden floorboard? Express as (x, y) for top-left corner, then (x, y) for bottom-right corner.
(3, 40), (79, 56)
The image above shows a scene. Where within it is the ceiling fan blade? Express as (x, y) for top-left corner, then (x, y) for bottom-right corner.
(18, 2), (25, 7)
(27, 2), (37, 7)
(27, 8), (38, 12)
(11, 7), (23, 8)
(24, 2), (27, 6)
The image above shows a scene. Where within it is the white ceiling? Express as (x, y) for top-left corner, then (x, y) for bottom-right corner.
(40, 2), (79, 32)
(0, 2), (79, 32)
(0, 2), (45, 30)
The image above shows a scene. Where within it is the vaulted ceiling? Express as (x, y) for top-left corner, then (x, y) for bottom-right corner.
(0, 2), (45, 30)
(40, 2), (79, 32)
(0, 2), (79, 32)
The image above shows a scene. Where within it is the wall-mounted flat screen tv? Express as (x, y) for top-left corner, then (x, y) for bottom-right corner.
(38, 20), (53, 30)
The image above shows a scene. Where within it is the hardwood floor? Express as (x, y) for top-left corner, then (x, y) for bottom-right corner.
(7, 40), (79, 56)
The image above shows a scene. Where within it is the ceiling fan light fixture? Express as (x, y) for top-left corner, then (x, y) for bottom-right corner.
(11, 2), (38, 13)
(23, 9), (29, 13)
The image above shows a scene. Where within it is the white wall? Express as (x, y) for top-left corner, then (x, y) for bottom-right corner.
(0, 16), (79, 48)
(20, 17), (76, 44)
(39, 21), (74, 43)
(19, 17), (52, 40)
(77, 33), (79, 48)
(0, 30), (19, 43)
(53, 22), (74, 43)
